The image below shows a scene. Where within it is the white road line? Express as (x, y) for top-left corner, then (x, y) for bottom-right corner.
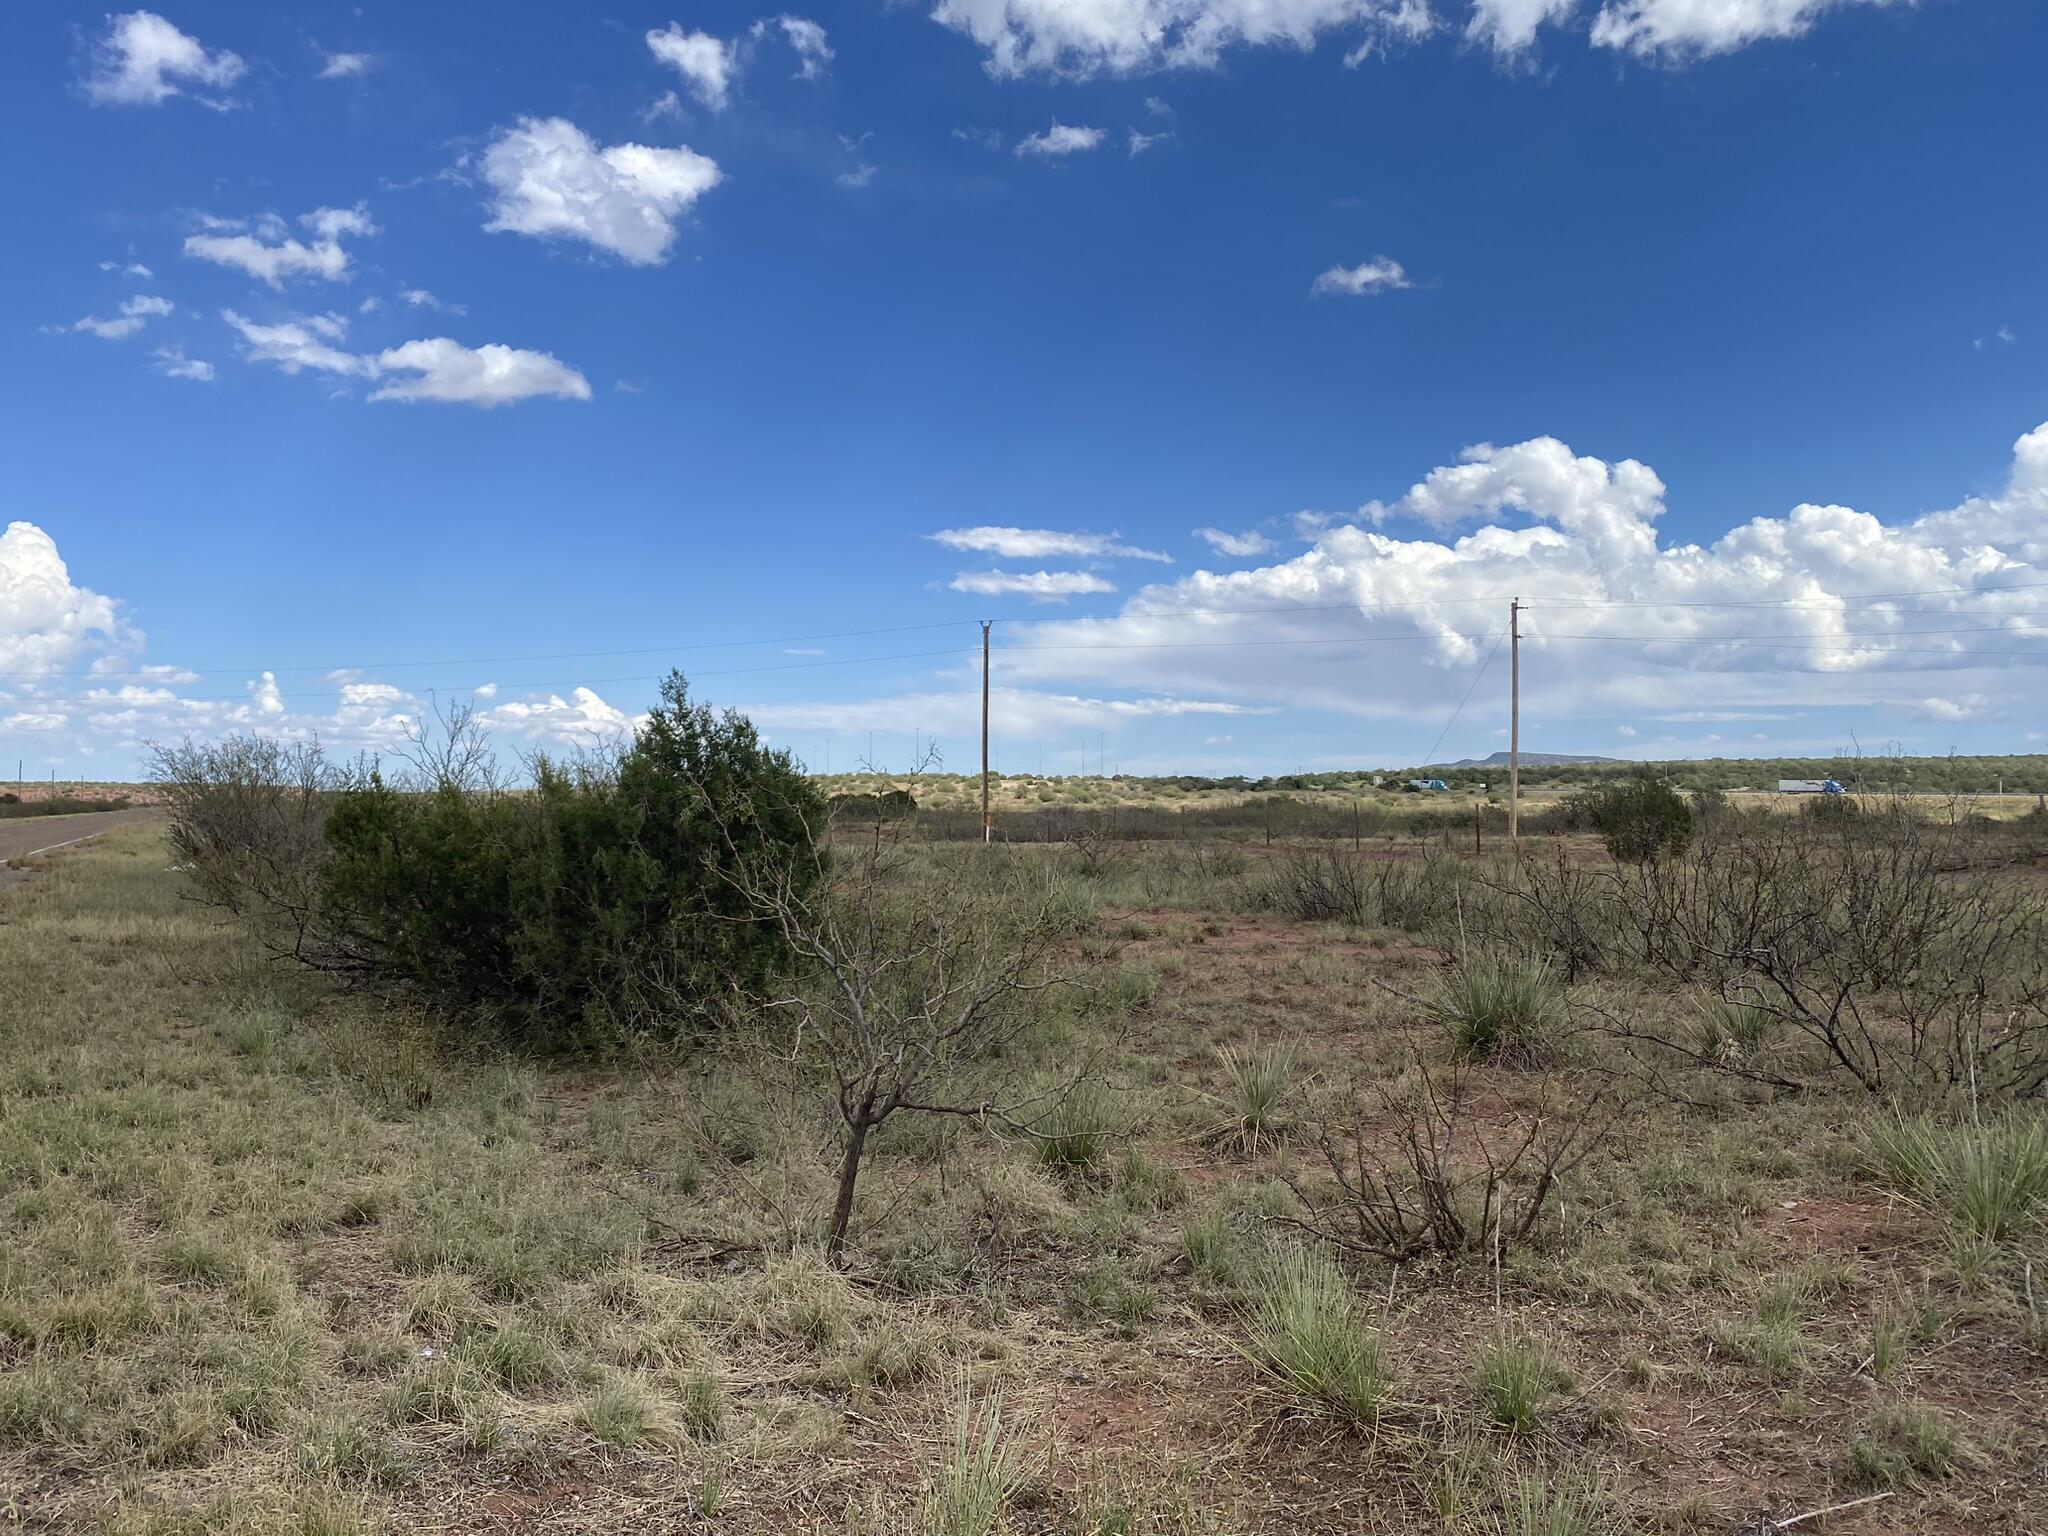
(12, 827), (121, 861)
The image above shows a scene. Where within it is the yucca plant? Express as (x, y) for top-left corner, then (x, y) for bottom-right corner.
(918, 1376), (1027, 1536)
(1867, 1112), (2048, 1241)
(1216, 1042), (1298, 1149)
(1236, 1246), (1390, 1425)
(1440, 953), (1565, 1064)
(1031, 1081), (1117, 1171)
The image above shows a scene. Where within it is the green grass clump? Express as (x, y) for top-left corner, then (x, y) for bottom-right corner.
(1841, 1402), (1973, 1489)
(1496, 1466), (1607, 1536)
(917, 1378), (1026, 1536)
(579, 1379), (658, 1448)
(1217, 1043), (1297, 1147)
(1867, 1112), (2048, 1240)
(1237, 1247), (1389, 1425)
(1691, 998), (1773, 1061)
(1474, 1333), (1571, 1435)
(1032, 1082), (1118, 1171)
(1440, 954), (1564, 1063)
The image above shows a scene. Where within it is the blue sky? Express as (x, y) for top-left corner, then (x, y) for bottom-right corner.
(3, 0), (2045, 780)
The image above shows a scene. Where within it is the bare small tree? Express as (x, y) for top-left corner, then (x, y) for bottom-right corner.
(732, 825), (1083, 1265)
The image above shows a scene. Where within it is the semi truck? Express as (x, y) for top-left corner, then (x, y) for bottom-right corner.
(1777, 778), (1847, 794)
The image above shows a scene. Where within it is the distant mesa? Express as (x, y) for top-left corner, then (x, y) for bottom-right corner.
(1437, 751), (1622, 769)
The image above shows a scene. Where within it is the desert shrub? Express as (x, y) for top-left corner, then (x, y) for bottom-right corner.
(1867, 1113), (2048, 1240)
(1237, 1246), (1390, 1425)
(1570, 769), (1691, 864)
(1441, 953), (1565, 1063)
(1840, 1402), (1973, 1490)
(315, 674), (823, 1045)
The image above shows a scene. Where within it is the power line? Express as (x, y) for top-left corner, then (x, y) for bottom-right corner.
(1418, 624), (1510, 770)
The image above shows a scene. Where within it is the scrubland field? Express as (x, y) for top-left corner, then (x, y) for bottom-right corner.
(4, 796), (2047, 1535)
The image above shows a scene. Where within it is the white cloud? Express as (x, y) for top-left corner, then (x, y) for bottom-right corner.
(1466, 0), (1577, 54)
(837, 164), (877, 189)
(1616, 723), (1637, 738)
(100, 260), (155, 278)
(401, 288), (465, 314)
(1311, 257), (1412, 296)
(184, 205), (377, 288)
(641, 90), (685, 123)
(85, 10), (244, 107)
(988, 420), (2048, 728)
(223, 309), (374, 377)
(1909, 695), (1989, 722)
(747, 686), (1270, 741)
(72, 294), (176, 341)
(1194, 528), (1276, 558)
(1997, 324), (2017, 346)
(646, 25), (739, 111)
(478, 687), (636, 741)
(318, 51), (376, 79)
(1588, 0), (1903, 61)
(1127, 128), (1171, 155)
(1016, 122), (1105, 158)
(152, 347), (215, 382)
(1, 523), (129, 678)
(931, 0), (1428, 77)
(480, 117), (722, 267)
(953, 126), (1005, 151)
(368, 339), (592, 408)
(930, 527), (1173, 562)
(754, 15), (834, 79)
(949, 571), (1118, 601)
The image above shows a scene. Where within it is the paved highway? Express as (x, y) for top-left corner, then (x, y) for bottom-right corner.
(0, 808), (162, 892)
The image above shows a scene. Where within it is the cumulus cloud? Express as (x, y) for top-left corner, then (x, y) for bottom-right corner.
(480, 117), (722, 266)
(753, 15), (834, 79)
(1589, 0), (1904, 60)
(318, 50), (375, 78)
(223, 309), (373, 377)
(152, 347), (215, 382)
(184, 206), (377, 288)
(949, 570), (1118, 601)
(1, 523), (129, 678)
(369, 339), (591, 407)
(71, 294), (175, 341)
(931, 527), (1173, 563)
(1015, 122), (1105, 157)
(985, 420), (2048, 731)
(224, 311), (589, 405)
(400, 288), (464, 314)
(85, 10), (244, 107)
(1311, 257), (1411, 296)
(1466, 0), (1577, 54)
(478, 686), (637, 741)
(1195, 527), (1276, 557)
(646, 25), (739, 111)
(932, 0), (1427, 77)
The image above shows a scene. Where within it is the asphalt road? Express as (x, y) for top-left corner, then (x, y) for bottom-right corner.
(0, 808), (162, 892)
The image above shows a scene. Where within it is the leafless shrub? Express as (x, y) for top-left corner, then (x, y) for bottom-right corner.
(147, 735), (351, 961)
(1282, 1055), (1616, 1263)
(1250, 845), (1461, 933)
(732, 821), (1090, 1264)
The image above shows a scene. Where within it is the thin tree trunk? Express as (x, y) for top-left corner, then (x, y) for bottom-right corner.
(826, 1116), (871, 1267)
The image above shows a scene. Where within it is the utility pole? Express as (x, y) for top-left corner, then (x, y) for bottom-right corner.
(1508, 597), (1521, 847)
(980, 620), (992, 845)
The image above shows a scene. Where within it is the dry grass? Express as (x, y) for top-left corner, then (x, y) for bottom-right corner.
(2, 825), (2045, 1533)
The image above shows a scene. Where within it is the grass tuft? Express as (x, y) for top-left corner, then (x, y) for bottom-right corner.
(1236, 1246), (1389, 1425)
(917, 1376), (1027, 1536)
(1867, 1112), (2048, 1241)
(1474, 1332), (1571, 1435)
(1032, 1082), (1118, 1171)
(1216, 1042), (1297, 1147)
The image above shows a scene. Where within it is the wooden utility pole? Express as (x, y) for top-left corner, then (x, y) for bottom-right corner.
(980, 620), (992, 845)
(1508, 598), (1521, 846)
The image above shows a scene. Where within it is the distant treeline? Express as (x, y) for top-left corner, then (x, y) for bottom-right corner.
(1396, 755), (2048, 795)
(0, 793), (135, 820)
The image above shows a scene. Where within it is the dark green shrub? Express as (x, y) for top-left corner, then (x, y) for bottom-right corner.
(1570, 769), (1691, 863)
(321, 672), (823, 1045)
